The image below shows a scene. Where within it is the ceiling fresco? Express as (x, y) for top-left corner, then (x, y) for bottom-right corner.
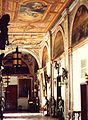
(0, 0), (71, 47)
(18, 1), (48, 22)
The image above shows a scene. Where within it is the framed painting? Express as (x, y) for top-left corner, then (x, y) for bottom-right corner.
(19, 79), (30, 97)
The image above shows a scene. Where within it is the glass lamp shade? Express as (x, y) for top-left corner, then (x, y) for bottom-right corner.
(13, 59), (22, 65)
(13, 52), (21, 58)
(13, 52), (22, 66)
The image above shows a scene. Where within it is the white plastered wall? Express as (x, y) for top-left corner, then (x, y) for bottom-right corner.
(72, 42), (88, 111)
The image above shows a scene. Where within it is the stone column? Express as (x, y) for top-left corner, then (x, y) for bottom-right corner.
(62, 9), (69, 119)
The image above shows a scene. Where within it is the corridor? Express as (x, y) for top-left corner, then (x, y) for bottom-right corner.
(0, 1), (88, 120)
(3, 113), (58, 120)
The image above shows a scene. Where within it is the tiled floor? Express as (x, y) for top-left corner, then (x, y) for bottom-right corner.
(3, 113), (58, 120)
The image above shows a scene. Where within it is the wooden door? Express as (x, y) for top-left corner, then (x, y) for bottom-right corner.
(5, 85), (17, 111)
(81, 83), (88, 120)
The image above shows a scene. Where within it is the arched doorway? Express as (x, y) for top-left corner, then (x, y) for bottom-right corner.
(2, 51), (39, 112)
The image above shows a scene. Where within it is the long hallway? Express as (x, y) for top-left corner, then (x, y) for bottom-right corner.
(0, 1), (88, 120)
(3, 113), (58, 120)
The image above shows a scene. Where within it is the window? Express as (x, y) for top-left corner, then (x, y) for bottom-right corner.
(81, 59), (87, 78)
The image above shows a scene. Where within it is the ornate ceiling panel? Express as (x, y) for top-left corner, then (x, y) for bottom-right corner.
(8, 33), (46, 46)
(0, 0), (71, 46)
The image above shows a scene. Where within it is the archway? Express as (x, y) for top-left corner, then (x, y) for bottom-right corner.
(2, 51), (40, 112)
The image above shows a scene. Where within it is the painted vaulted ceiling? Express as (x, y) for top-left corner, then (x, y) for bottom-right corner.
(0, 0), (72, 48)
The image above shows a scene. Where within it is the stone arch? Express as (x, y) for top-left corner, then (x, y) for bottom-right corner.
(3, 53), (30, 75)
(4, 48), (41, 68)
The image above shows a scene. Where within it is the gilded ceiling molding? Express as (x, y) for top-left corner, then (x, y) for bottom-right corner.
(69, 0), (78, 12)
(51, 9), (68, 34)
(51, 0), (78, 34)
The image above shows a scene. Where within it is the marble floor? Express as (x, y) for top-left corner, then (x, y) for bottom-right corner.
(3, 113), (58, 120)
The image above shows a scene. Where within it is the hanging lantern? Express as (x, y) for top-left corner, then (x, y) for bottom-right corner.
(12, 46), (22, 67)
